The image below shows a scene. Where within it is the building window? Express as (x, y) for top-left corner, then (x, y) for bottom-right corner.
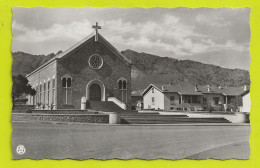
(152, 97), (155, 105)
(52, 78), (55, 105)
(62, 76), (72, 105)
(122, 80), (126, 90)
(62, 78), (66, 87)
(47, 81), (51, 107)
(88, 54), (103, 69)
(170, 96), (175, 105)
(39, 84), (42, 104)
(118, 78), (127, 90)
(188, 96), (192, 103)
(118, 80), (122, 90)
(117, 77), (127, 103)
(203, 96), (207, 105)
(35, 86), (38, 104)
(152, 88), (154, 93)
(32, 87), (36, 105)
(67, 78), (71, 87)
(43, 82), (46, 105)
(227, 97), (231, 104)
(213, 97), (220, 105)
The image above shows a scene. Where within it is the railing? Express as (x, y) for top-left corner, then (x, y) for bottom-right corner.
(107, 97), (127, 110)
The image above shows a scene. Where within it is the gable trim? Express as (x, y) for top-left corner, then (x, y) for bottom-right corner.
(99, 34), (132, 66)
(26, 60), (57, 78)
(142, 84), (163, 97)
(26, 32), (132, 78)
(26, 33), (95, 78)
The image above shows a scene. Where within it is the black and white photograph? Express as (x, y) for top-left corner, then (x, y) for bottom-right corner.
(11, 7), (251, 160)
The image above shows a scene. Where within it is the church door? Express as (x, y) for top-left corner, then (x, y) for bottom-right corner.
(89, 83), (102, 101)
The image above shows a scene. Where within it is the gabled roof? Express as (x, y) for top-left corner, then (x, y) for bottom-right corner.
(162, 85), (203, 95)
(142, 84), (203, 96)
(98, 34), (132, 65)
(141, 83), (164, 96)
(241, 90), (250, 96)
(197, 86), (246, 96)
(142, 83), (249, 97)
(26, 32), (131, 77)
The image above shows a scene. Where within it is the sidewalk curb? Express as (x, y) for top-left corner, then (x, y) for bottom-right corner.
(12, 120), (251, 126)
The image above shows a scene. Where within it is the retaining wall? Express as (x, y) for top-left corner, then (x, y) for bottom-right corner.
(32, 109), (98, 114)
(159, 111), (250, 123)
(12, 113), (109, 123)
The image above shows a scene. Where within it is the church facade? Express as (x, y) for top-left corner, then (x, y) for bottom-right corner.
(26, 25), (132, 110)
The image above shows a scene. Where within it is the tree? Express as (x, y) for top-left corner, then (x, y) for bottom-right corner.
(12, 74), (36, 106)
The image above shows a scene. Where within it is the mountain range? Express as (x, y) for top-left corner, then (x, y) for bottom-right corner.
(12, 49), (250, 90)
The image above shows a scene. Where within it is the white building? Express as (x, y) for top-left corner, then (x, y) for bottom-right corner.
(142, 84), (203, 111)
(142, 84), (249, 112)
(240, 90), (251, 113)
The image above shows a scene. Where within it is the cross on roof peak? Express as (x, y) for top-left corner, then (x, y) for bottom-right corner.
(92, 22), (101, 41)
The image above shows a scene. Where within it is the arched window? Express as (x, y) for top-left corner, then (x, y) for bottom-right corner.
(67, 78), (71, 87)
(62, 78), (66, 87)
(61, 75), (72, 105)
(117, 77), (127, 90)
(118, 80), (122, 90)
(117, 77), (127, 103)
(122, 80), (127, 90)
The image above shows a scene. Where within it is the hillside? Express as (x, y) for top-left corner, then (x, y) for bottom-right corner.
(122, 49), (250, 90)
(11, 49), (250, 90)
(12, 51), (57, 76)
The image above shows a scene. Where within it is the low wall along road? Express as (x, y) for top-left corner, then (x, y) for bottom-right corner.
(12, 113), (110, 123)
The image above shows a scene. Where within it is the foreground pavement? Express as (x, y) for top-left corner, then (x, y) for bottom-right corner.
(11, 122), (250, 160)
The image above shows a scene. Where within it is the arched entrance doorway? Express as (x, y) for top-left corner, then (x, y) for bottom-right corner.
(86, 80), (106, 101)
(89, 83), (101, 101)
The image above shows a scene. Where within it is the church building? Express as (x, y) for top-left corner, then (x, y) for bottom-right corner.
(26, 23), (132, 110)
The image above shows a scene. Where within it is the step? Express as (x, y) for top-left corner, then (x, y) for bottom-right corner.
(88, 101), (125, 112)
(122, 120), (230, 124)
(121, 115), (188, 118)
(121, 116), (230, 124)
(122, 118), (229, 122)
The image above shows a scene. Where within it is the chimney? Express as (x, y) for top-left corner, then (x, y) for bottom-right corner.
(244, 85), (248, 91)
(195, 85), (198, 92)
(162, 86), (166, 91)
(207, 85), (211, 92)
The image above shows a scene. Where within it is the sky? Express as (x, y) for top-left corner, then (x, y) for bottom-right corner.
(12, 7), (251, 70)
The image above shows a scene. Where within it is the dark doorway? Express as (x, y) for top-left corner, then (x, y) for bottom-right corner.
(89, 83), (102, 101)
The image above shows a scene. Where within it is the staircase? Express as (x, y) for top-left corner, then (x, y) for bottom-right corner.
(121, 112), (231, 124)
(107, 97), (127, 110)
(88, 101), (125, 112)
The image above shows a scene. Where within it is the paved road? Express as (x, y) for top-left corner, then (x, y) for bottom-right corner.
(187, 141), (250, 160)
(11, 122), (250, 160)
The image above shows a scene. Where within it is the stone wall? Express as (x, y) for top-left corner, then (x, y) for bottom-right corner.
(56, 36), (131, 110)
(12, 113), (109, 123)
(31, 109), (97, 114)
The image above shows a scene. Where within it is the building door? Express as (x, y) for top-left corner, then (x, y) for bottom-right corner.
(89, 83), (102, 101)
